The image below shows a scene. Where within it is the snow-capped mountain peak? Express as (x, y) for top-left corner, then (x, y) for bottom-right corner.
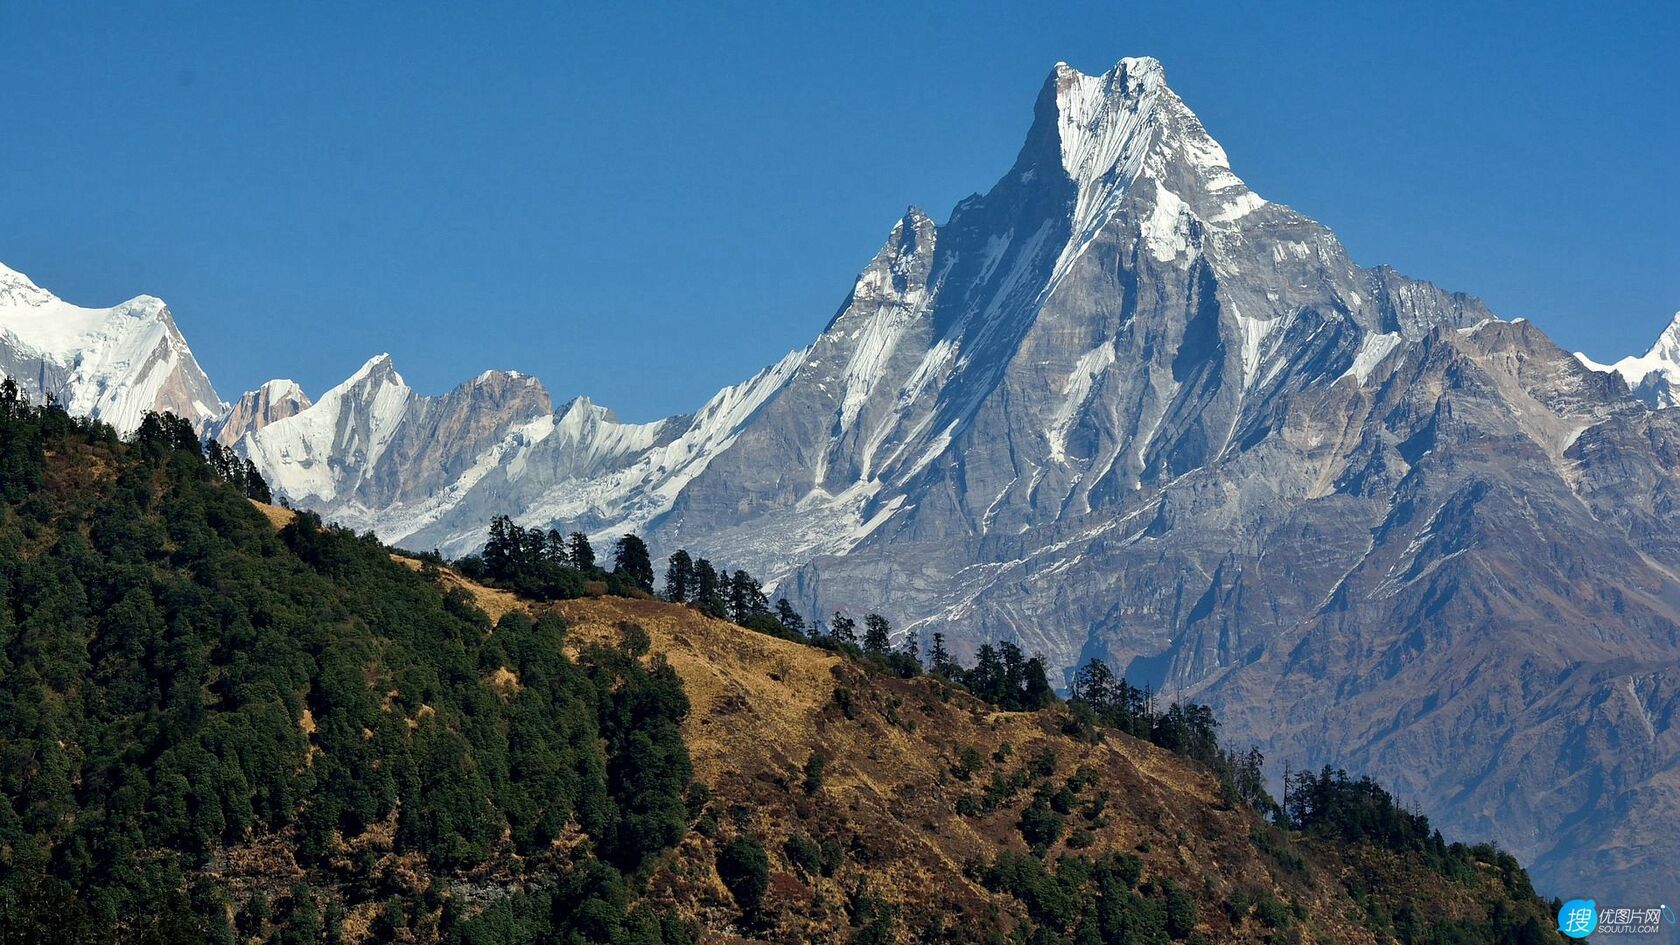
(1653, 312), (1680, 356)
(238, 354), (414, 507)
(1576, 310), (1680, 407)
(233, 353), (562, 544)
(260, 377), (310, 401)
(338, 352), (404, 390)
(1032, 57), (1267, 244)
(839, 206), (936, 315)
(556, 394), (616, 426)
(0, 262), (56, 308)
(0, 261), (223, 433)
(1050, 57), (1165, 185)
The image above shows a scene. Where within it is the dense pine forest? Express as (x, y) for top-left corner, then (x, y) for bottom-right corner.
(0, 391), (1562, 944)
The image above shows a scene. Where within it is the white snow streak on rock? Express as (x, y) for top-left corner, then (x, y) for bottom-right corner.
(1049, 342), (1116, 461)
(1343, 331), (1404, 384)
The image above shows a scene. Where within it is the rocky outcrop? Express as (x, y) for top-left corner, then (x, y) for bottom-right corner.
(213, 378), (312, 445)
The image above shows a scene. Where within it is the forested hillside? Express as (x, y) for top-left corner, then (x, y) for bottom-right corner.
(0, 389), (693, 944)
(0, 393), (1562, 943)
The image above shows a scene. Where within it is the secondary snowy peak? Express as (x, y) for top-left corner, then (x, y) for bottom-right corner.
(555, 394), (618, 428)
(844, 206), (936, 312)
(259, 377), (310, 405)
(239, 353), (413, 502)
(815, 207), (939, 417)
(0, 261), (223, 433)
(1577, 312), (1680, 407)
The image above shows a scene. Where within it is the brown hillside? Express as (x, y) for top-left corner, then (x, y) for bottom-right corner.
(400, 557), (1548, 943)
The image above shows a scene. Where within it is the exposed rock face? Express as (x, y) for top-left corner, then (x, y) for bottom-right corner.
(7, 56), (1677, 902)
(212, 378), (312, 445)
(0, 262), (223, 433)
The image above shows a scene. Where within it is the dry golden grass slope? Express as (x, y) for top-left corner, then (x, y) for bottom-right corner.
(389, 553), (1540, 944)
(249, 498), (297, 530)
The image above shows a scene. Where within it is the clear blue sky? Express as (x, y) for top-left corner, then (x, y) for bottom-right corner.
(3, 1), (1675, 420)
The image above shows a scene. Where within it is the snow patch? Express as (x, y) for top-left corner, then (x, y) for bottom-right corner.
(1208, 190), (1267, 223)
(1233, 307), (1284, 388)
(1142, 183), (1193, 262)
(1342, 332), (1404, 384)
(1049, 342), (1115, 461)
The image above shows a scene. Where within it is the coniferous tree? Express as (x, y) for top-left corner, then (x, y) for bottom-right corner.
(999, 640), (1027, 694)
(970, 643), (1003, 695)
(863, 613), (891, 654)
(929, 632), (952, 676)
(1071, 658), (1116, 708)
(0, 376), (22, 418)
(774, 599), (805, 636)
(830, 612), (858, 648)
(1019, 654), (1055, 710)
(484, 514), (516, 576)
(613, 534), (655, 592)
(207, 439), (233, 480)
(569, 532), (596, 572)
(664, 550), (695, 603)
(716, 835), (770, 916)
(546, 528), (570, 567)
(276, 883), (323, 945)
(1230, 747), (1271, 813)
(0, 381), (45, 501)
(242, 457), (273, 502)
(728, 570), (768, 623)
(693, 558), (727, 619)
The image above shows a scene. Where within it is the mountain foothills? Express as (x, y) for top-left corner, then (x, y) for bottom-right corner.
(0, 395), (1563, 944)
(2, 56), (1678, 903)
